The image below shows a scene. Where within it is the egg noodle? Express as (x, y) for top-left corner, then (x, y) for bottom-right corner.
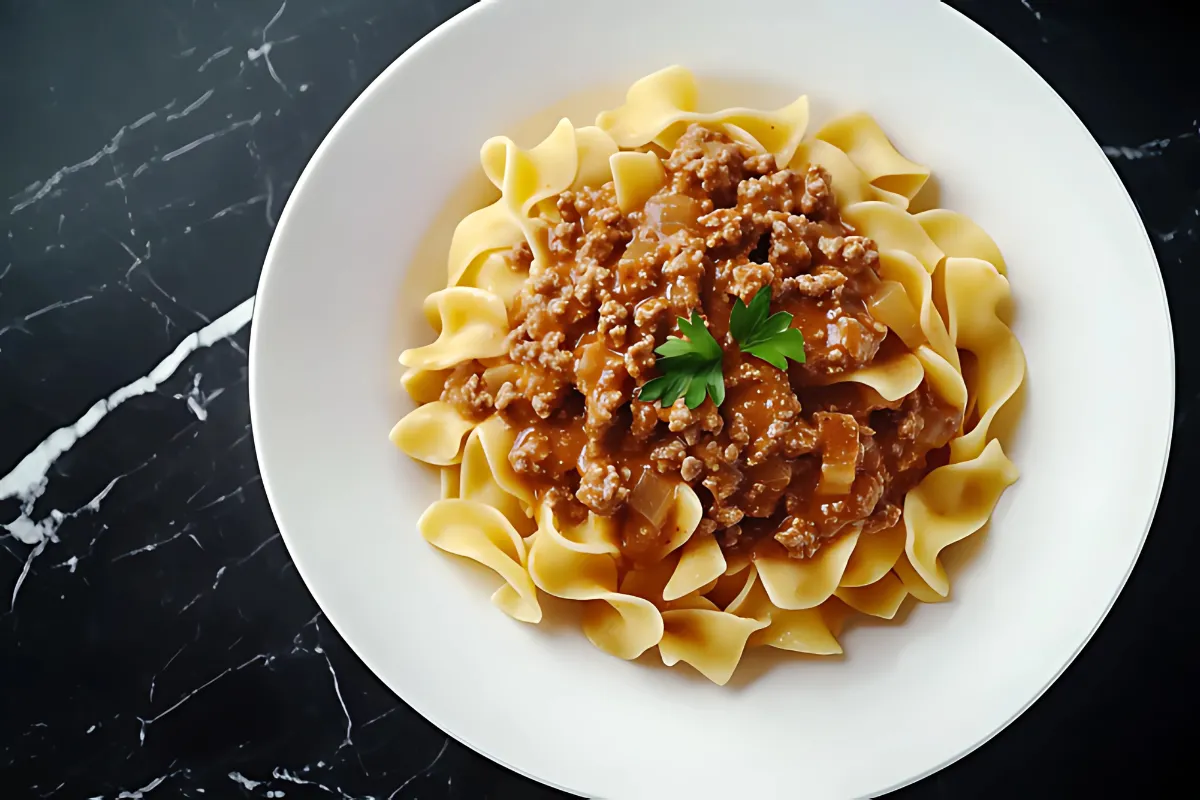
(390, 67), (1023, 685)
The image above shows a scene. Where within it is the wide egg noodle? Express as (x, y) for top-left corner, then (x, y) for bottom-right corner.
(662, 530), (727, 602)
(814, 112), (931, 203)
(893, 552), (947, 603)
(819, 351), (924, 402)
(916, 209), (1008, 275)
(460, 422), (535, 536)
(445, 198), (524, 289)
(418, 499), (541, 623)
(570, 125), (621, 190)
(839, 521), (905, 588)
(754, 526), (861, 610)
(480, 119), (581, 266)
(658, 607), (767, 686)
(399, 287), (509, 371)
(471, 415), (535, 506)
(943, 257), (1025, 463)
(389, 400), (476, 466)
(834, 572), (909, 619)
(912, 345), (969, 419)
(535, 502), (620, 556)
(913, 344), (968, 416)
(722, 548), (752, 577)
(621, 560), (768, 685)
(904, 439), (1019, 596)
(595, 65), (809, 166)
(791, 138), (908, 208)
(726, 568), (842, 655)
(843, 201), (945, 276)
(527, 514), (663, 659)
(876, 249), (957, 368)
(457, 250), (527, 308)
(449, 121), (620, 289)
(702, 562), (755, 609)
(400, 367), (450, 405)
(610, 151), (667, 214)
(867, 280), (925, 350)
(618, 554), (679, 604)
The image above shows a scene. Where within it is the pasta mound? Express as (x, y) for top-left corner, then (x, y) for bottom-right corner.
(390, 66), (1023, 685)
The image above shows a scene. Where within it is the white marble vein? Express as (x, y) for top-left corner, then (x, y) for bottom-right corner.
(174, 373), (225, 421)
(9, 128), (127, 213)
(234, 531), (281, 565)
(227, 773), (262, 790)
(248, 1), (298, 95)
(198, 46), (233, 72)
(272, 768), (371, 800)
(0, 297), (254, 580)
(1103, 125), (1197, 161)
(209, 194), (267, 221)
(160, 114), (263, 163)
(387, 739), (449, 799)
(0, 295), (95, 342)
(111, 524), (194, 563)
(166, 89), (214, 122)
(138, 654), (270, 745)
(315, 637), (354, 750)
(149, 644), (187, 703)
(1103, 140), (1172, 160)
(112, 769), (188, 799)
(5, 472), (121, 607)
(11, 539), (47, 612)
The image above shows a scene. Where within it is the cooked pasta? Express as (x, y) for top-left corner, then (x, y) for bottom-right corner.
(390, 66), (1023, 685)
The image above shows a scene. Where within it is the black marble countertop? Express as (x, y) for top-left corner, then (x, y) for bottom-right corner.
(1, 1), (1194, 797)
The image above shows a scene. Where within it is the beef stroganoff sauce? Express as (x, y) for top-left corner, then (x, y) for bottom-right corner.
(391, 67), (1024, 685)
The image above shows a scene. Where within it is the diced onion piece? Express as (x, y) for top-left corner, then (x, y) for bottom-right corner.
(623, 509), (662, 562)
(644, 193), (702, 237)
(574, 337), (621, 396)
(815, 413), (858, 496)
(741, 458), (792, 518)
(620, 238), (656, 265)
(629, 468), (676, 529)
(868, 280), (924, 349)
(482, 363), (519, 394)
(754, 458), (792, 490)
(618, 239), (657, 292)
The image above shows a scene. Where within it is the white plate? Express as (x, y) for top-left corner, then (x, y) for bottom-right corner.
(249, 1), (1174, 797)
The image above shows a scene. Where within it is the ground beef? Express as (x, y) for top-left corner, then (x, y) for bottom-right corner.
(441, 363), (494, 421)
(490, 123), (961, 556)
(576, 461), (629, 516)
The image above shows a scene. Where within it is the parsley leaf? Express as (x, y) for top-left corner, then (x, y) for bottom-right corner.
(636, 311), (724, 410)
(636, 289), (804, 409)
(730, 287), (807, 371)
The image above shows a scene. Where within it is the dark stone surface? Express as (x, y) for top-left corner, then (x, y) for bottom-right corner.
(0, 1), (1192, 797)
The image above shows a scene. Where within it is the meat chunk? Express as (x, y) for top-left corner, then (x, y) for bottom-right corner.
(440, 363), (494, 421)
(723, 359), (803, 466)
(577, 462), (629, 515)
(667, 124), (756, 206)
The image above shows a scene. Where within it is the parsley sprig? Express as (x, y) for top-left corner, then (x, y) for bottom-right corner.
(636, 287), (806, 409)
(728, 287), (807, 371)
(637, 311), (726, 409)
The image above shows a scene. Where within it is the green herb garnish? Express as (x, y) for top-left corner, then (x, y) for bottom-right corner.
(637, 311), (725, 409)
(636, 287), (807, 409)
(729, 287), (807, 371)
